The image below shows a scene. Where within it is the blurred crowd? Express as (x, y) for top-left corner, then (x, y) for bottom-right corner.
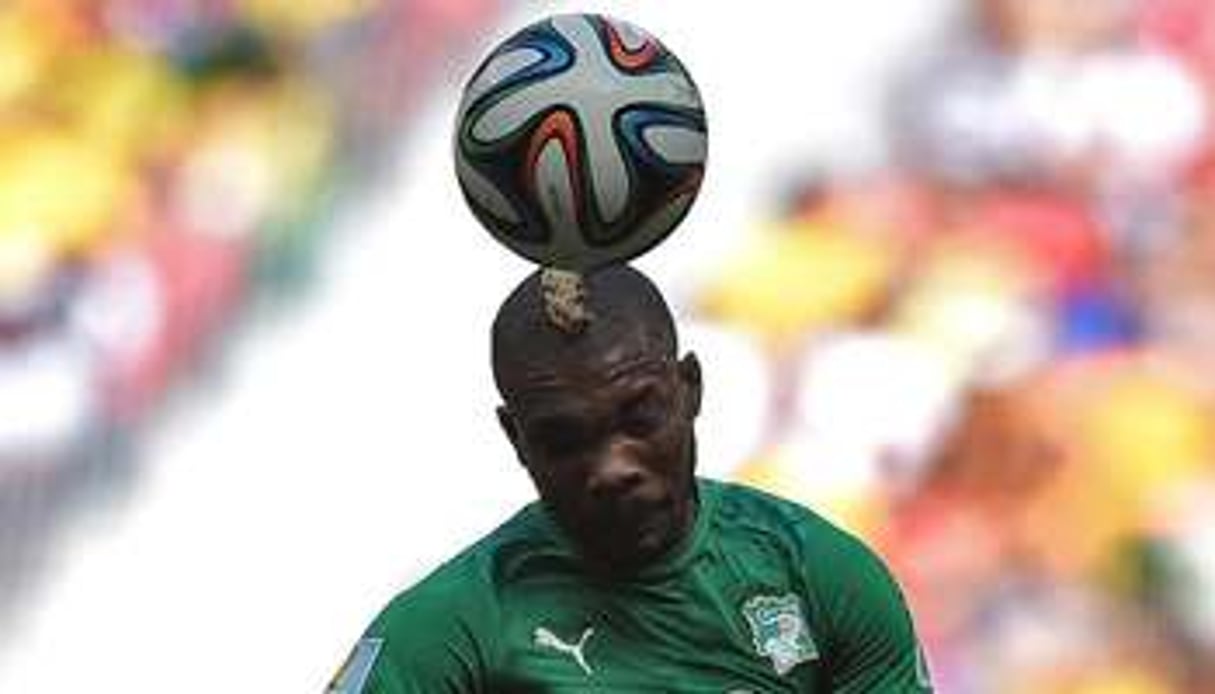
(0, 0), (503, 632)
(698, 1), (1215, 691)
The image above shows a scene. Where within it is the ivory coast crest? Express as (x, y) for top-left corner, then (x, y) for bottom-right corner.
(741, 593), (818, 676)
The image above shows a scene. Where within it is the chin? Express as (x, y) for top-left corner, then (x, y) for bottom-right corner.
(617, 512), (682, 565)
(570, 519), (662, 571)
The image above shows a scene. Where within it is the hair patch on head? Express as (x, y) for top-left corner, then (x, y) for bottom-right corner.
(540, 267), (593, 334)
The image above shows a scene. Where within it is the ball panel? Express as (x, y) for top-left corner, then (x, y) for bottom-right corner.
(468, 71), (567, 146)
(602, 20), (660, 72)
(460, 106), (573, 246)
(461, 21), (575, 135)
(603, 16), (651, 52)
(643, 124), (709, 166)
(625, 189), (698, 258)
(455, 154), (522, 226)
(582, 110), (631, 226)
(528, 110), (585, 246)
(615, 104), (706, 173)
(461, 47), (549, 115)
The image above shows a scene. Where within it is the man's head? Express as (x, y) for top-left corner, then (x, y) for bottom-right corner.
(492, 265), (701, 573)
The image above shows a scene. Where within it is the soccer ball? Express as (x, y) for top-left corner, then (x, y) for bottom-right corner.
(454, 13), (707, 271)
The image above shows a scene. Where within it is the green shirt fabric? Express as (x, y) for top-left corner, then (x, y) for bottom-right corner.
(329, 478), (932, 692)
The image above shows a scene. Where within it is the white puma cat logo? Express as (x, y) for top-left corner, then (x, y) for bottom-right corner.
(533, 625), (595, 676)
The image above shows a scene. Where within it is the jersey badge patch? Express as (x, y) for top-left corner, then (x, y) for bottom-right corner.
(326, 637), (383, 693)
(915, 640), (933, 688)
(742, 593), (818, 676)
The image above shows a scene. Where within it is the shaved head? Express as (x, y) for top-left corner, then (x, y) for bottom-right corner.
(491, 265), (677, 400)
(490, 264), (701, 572)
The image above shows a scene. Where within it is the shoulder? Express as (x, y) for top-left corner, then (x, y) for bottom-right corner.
(705, 479), (906, 619)
(347, 504), (556, 690)
(370, 502), (553, 639)
(708, 477), (822, 522)
(704, 482), (929, 688)
(331, 503), (572, 692)
(705, 478), (875, 564)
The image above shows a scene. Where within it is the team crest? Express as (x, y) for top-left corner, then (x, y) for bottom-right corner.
(741, 594), (818, 676)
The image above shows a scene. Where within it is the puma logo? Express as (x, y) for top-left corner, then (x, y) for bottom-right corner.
(533, 625), (595, 676)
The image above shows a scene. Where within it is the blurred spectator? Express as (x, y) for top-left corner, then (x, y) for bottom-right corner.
(891, 0), (1206, 203)
(699, 2), (1215, 689)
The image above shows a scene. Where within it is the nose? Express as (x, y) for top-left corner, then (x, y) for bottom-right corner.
(586, 438), (645, 501)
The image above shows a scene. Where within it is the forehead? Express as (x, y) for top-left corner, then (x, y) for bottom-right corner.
(506, 341), (671, 413)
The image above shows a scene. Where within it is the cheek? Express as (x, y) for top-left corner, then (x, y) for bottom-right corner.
(526, 458), (563, 489)
(526, 455), (590, 501)
(643, 423), (694, 474)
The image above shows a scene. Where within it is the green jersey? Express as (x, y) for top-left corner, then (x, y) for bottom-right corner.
(329, 478), (932, 692)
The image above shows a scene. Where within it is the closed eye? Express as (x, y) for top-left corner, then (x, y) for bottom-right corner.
(526, 416), (597, 458)
(617, 388), (670, 439)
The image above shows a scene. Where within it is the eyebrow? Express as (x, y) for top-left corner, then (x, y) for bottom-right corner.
(603, 355), (669, 383)
(524, 412), (581, 431)
(521, 411), (597, 445)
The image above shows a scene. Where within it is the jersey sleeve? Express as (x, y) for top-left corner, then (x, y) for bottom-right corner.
(816, 534), (933, 693)
(327, 571), (497, 694)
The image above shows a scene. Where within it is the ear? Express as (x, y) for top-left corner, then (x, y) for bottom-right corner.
(497, 404), (528, 467)
(677, 351), (702, 419)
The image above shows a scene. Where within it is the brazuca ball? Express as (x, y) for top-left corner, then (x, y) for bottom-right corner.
(454, 13), (707, 271)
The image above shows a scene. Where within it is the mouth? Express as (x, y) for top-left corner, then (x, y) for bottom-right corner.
(581, 495), (678, 558)
(602, 492), (670, 529)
